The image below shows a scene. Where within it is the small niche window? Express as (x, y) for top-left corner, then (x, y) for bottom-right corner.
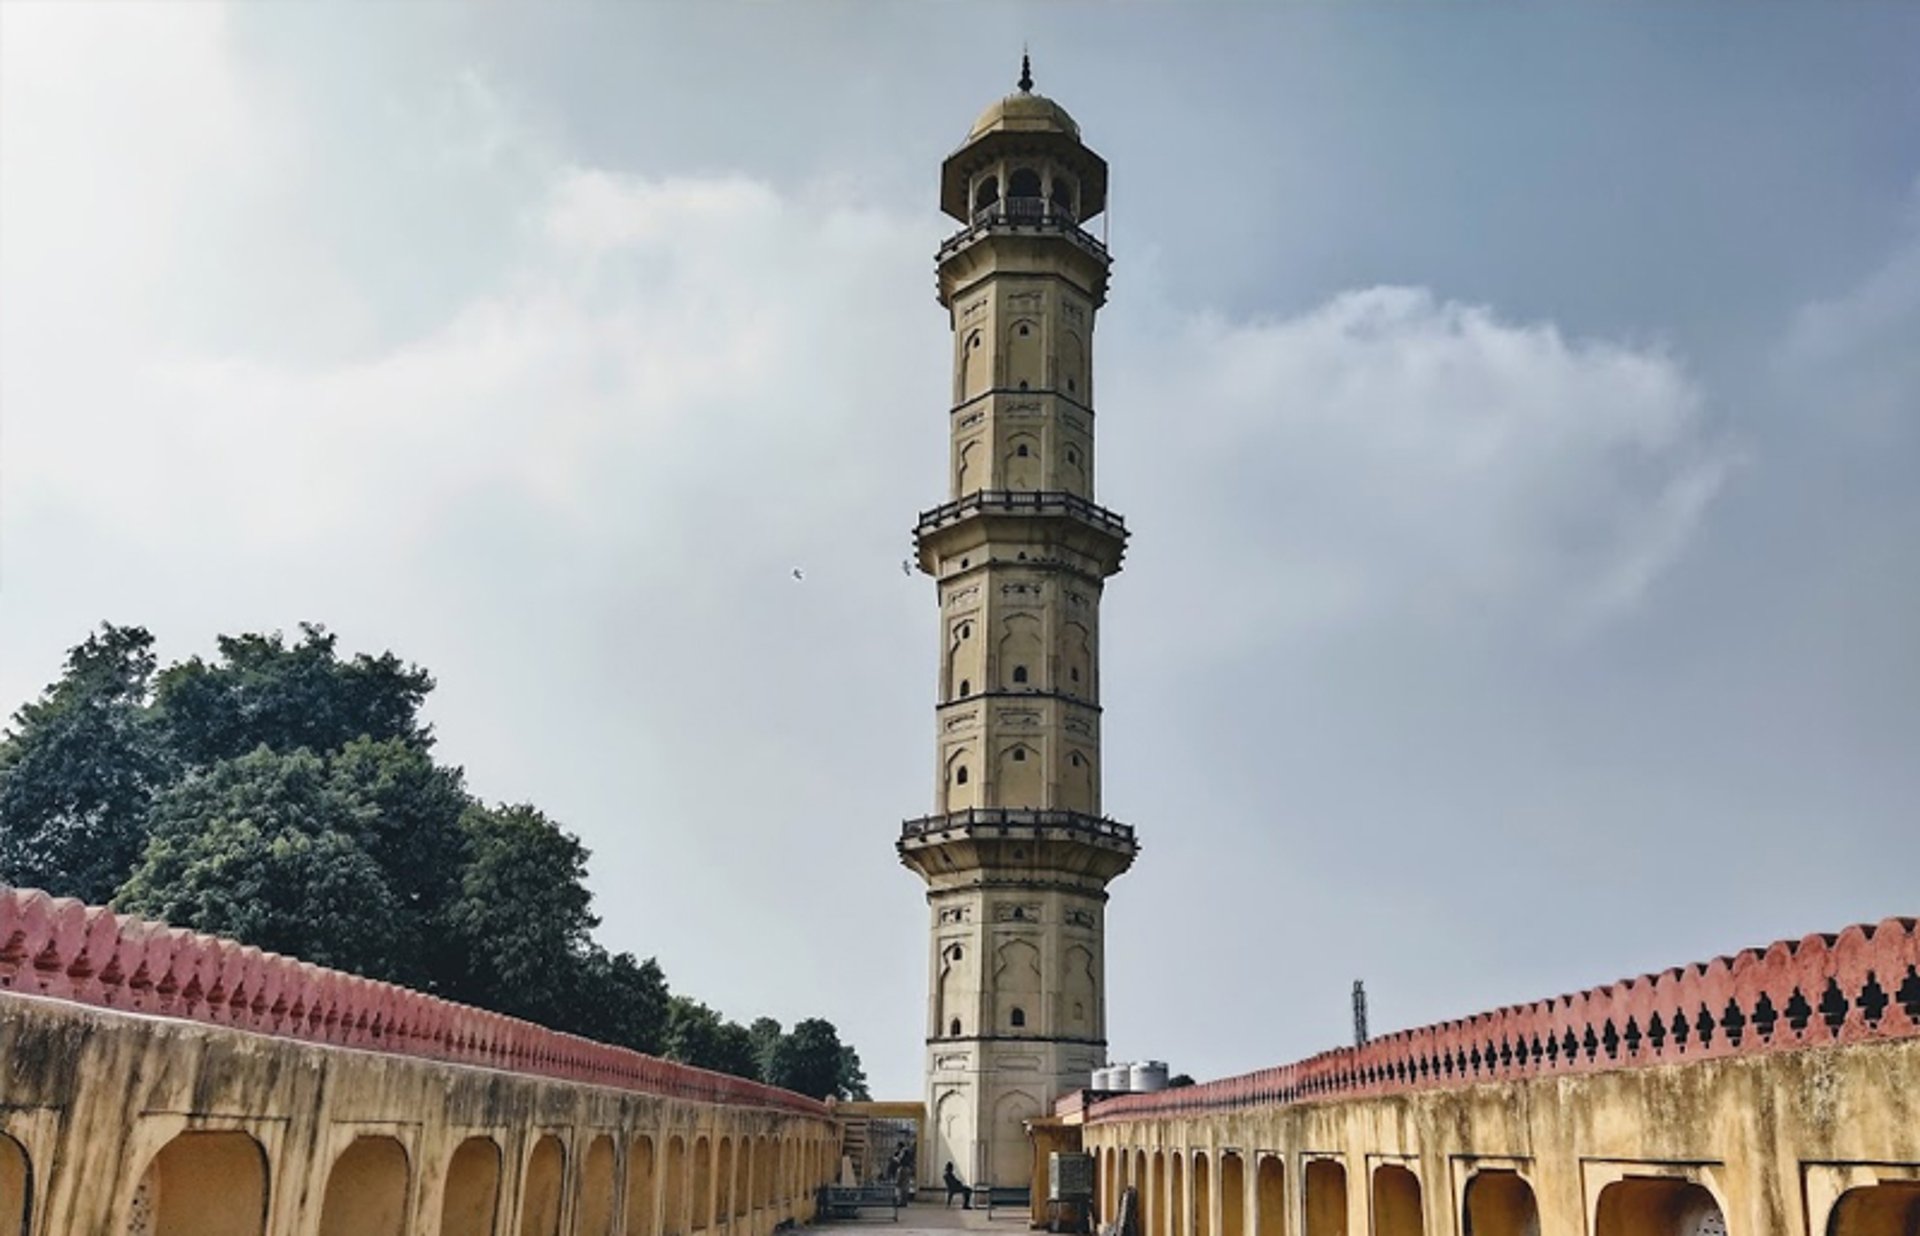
(948, 945), (964, 962)
(1018, 379), (1030, 390)
(1010, 1007), (1027, 1028)
(959, 622), (972, 638)
(1018, 323), (1031, 337)
(1071, 752), (1085, 767)
(958, 679), (971, 698)
(955, 766), (969, 785)
(1016, 443), (1030, 457)
(1070, 667), (1081, 684)
(960, 559), (970, 571)
(1012, 666), (1029, 684)
(1012, 746), (1027, 762)
(949, 1019), (962, 1037)
(1067, 448), (1079, 464)
(1067, 378), (1077, 393)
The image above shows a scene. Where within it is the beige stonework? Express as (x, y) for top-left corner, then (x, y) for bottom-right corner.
(1074, 1038), (1920, 1236)
(898, 71), (1138, 1194)
(0, 995), (835, 1236)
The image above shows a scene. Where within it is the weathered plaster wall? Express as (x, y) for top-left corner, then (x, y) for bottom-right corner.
(0, 889), (837, 1236)
(1085, 1039), (1920, 1236)
(1073, 917), (1920, 1236)
(0, 995), (837, 1236)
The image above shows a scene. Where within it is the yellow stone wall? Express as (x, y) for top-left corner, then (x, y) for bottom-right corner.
(0, 994), (837, 1236)
(1078, 1038), (1920, 1235)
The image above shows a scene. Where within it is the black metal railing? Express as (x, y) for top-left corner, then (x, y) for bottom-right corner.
(939, 199), (1108, 265)
(914, 490), (1127, 538)
(899, 807), (1137, 847)
(975, 197), (1075, 227)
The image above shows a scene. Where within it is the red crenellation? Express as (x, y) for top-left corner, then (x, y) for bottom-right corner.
(1088, 916), (1920, 1122)
(0, 886), (828, 1117)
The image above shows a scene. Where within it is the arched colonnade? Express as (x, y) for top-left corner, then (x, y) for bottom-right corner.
(0, 1121), (841, 1236)
(1090, 1141), (1920, 1236)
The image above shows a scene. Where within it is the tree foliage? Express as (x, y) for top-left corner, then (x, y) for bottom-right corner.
(116, 747), (410, 976)
(0, 625), (172, 902)
(0, 621), (867, 1093)
(156, 623), (434, 768)
(765, 1017), (870, 1101)
(442, 803), (598, 1020)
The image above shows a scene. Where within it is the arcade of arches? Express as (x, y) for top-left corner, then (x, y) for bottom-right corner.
(1078, 1037), (1920, 1236)
(0, 994), (836, 1236)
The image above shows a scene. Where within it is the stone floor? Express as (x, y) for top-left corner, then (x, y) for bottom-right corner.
(811, 1199), (1035, 1235)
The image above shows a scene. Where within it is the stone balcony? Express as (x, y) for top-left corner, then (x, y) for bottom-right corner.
(898, 808), (1139, 890)
(936, 198), (1111, 268)
(913, 490), (1129, 578)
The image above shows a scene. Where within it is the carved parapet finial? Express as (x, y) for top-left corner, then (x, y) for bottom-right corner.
(1081, 914), (1920, 1121)
(0, 886), (830, 1117)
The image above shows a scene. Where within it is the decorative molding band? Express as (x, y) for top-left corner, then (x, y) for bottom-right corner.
(0, 886), (828, 1117)
(1084, 916), (1920, 1123)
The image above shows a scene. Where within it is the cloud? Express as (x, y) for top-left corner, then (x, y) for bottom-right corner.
(1105, 287), (1737, 650)
(0, 23), (1755, 1097)
(1781, 183), (1920, 446)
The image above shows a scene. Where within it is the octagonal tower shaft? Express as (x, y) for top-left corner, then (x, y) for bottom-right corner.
(898, 78), (1138, 1196)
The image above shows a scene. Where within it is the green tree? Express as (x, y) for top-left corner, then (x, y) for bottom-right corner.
(664, 997), (760, 1079)
(711, 1019), (760, 1081)
(0, 625), (172, 902)
(327, 737), (469, 982)
(116, 747), (409, 976)
(765, 1017), (868, 1100)
(837, 1041), (872, 1101)
(748, 1016), (784, 1081)
(441, 803), (598, 1024)
(3, 621), (880, 1086)
(567, 945), (672, 1056)
(156, 624), (434, 768)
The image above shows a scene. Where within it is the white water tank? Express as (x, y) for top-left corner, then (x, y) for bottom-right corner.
(1093, 1066), (1119, 1090)
(1129, 1061), (1169, 1092)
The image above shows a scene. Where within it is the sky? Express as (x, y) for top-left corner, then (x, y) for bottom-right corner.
(2, 3), (1917, 1100)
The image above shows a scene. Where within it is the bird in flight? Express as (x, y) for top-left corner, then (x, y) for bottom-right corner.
(901, 559), (913, 577)
(791, 568), (805, 581)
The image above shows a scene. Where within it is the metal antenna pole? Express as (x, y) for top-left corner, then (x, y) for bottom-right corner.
(1352, 980), (1369, 1047)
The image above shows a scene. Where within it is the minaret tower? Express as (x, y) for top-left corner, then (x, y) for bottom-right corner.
(899, 59), (1138, 1193)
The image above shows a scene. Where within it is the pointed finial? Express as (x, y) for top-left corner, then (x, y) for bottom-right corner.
(1018, 50), (1034, 94)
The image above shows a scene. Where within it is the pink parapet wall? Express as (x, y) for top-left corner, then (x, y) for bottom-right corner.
(1088, 915), (1920, 1121)
(0, 885), (826, 1117)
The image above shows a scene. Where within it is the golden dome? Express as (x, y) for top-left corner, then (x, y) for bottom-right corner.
(967, 91), (1081, 142)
